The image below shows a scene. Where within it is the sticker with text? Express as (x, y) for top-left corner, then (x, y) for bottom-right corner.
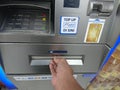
(13, 75), (77, 81)
(60, 16), (79, 35)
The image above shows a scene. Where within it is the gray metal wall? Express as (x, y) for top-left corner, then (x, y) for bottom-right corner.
(107, 2), (120, 47)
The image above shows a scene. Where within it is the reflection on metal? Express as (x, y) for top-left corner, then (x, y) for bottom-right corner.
(116, 4), (120, 15)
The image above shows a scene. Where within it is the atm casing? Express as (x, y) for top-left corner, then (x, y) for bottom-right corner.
(0, 0), (120, 89)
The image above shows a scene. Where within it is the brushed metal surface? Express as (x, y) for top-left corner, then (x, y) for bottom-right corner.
(0, 43), (109, 74)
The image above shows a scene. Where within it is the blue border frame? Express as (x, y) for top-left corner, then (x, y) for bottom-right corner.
(0, 66), (17, 89)
(60, 16), (79, 35)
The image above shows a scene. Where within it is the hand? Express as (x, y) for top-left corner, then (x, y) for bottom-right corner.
(49, 56), (73, 87)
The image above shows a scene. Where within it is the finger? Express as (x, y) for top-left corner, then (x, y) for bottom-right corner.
(54, 56), (68, 64)
(52, 59), (57, 67)
(49, 61), (56, 77)
(53, 56), (63, 63)
(53, 56), (59, 64)
(52, 60), (57, 70)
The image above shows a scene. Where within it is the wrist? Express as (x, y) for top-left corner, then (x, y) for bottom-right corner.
(53, 74), (75, 89)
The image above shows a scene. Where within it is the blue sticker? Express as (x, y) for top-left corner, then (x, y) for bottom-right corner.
(60, 16), (79, 35)
(82, 74), (96, 78)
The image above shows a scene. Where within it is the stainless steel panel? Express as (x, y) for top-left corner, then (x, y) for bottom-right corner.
(107, 2), (120, 47)
(0, 43), (109, 74)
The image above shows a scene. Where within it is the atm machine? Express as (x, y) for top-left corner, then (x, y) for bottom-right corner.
(0, 0), (119, 90)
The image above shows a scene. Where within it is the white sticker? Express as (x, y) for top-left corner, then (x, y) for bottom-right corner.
(13, 75), (77, 81)
(60, 16), (79, 35)
(13, 75), (52, 81)
(84, 18), (105, 43)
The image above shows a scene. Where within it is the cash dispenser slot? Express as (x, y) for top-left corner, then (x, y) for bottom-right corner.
(87, 0), (115, 16)
(30, 56), (84, 66)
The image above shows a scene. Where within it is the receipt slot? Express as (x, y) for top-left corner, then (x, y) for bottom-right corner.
(87, 0), (115, 16)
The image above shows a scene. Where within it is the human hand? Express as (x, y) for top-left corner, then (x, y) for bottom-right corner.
(49, 56), (73, 87)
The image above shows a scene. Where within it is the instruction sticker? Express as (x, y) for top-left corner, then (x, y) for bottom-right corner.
(13, 75), (77, 81)
(60, 16), (79, 35)
(84, 19), (105, 43)
(14, 75), (52, 81)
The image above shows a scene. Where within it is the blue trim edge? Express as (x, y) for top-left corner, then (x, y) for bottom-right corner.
(0, 66), (17, 89)
(82, 74), (96, 78)
(100, 35), (120, 69)
(90, 35), (120, 82)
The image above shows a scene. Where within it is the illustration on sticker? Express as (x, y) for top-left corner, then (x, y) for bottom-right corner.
(84, 19), (105, 43)
(60, 16), (79, 35)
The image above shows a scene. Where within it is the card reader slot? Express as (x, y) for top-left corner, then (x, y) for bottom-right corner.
(30, 56), (84, 66)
